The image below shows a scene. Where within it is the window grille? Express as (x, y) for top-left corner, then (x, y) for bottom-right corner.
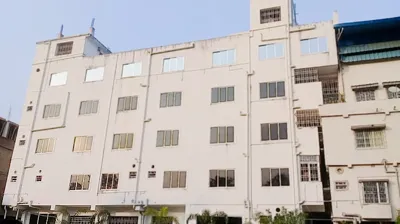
(296, 109), (320, 127)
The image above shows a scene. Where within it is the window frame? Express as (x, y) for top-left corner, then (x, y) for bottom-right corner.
(73, 136), (93, 152)
(261, 168), (290, 187)
(210, 126), (234, 144)
(112, 133), (134, 150)
(354, 128), (386, 149)
(160, 92), (182, 108)
(260, 123), (288, 141)
(117, 96), (138, 112)
(212, 49), (236, 66)
(300, 37), (328, 55)
(163, 171), (187, 189)
(355, 90), (376, 102)
(259, 81), (285, 99)
(209, 169), (235, 188)
(69, 174), (91, 191)
(43, 104), (61, 119)
(55, 42), (73, 56)
(49, 72), (68, 87)
(163, 57), (185, 73)
(84, 67), (105, 83)
(122, 62), (142, 78)
(100, 173), (119, 190)
(362, 181), (389, 204)
(156, 130), (179, 147)
(260, 7), (281, 24)
(299, 155), (320, 182)
(79, 100), (99, 116)
(35, 138), (55, 154)
(211, 87), (235, 104)
(258, 43), (284, 60)
(335, 181), (348, 191)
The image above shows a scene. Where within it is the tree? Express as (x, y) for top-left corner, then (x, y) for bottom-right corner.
(144, 207), (180, 224)
(254, 207), (306, 224)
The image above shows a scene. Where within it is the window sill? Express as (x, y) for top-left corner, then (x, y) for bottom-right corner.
(162, 188), (187, 190)
(210, 143), (235, 146)
(156, 145), (179, 148)
(209, 186), (235, 189)
(254, 96), (287, 102)
(211, 63), (236, 68)
(162, 70), (184, 74)
(261, 185), (291, 188)
(100, 189), (119, 192)
(255, 140), (290, 145)
(301, 51), (329, 56)
(69, 189), (90, 192)
(356, 147), (386, 150)
(121, 75), (144, 79)
(210, 101), (235, 105)
(117, 110), (137, 114)
(49, 84), (67, 87)
(259, 57), (285, 61)
(111, 148), (132, 151)
(35, 152), (54, 155)
(83, 80), (104, 84)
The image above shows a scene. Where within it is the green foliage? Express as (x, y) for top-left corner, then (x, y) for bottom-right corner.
(254, 207), (306, 224)
(186, 210), (228, 224)
(396, 213), (400, 224)
(144, 207), (179, 224)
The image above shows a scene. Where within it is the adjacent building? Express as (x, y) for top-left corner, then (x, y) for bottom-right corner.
(3, 0), (400, 223)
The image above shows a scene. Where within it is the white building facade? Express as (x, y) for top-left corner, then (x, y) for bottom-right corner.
(7, 0), (399, 223)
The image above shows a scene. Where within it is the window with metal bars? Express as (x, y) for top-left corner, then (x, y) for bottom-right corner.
(354, 129), (385, 149)
(36, 175), (42, 182)
(335, 181), (348, 191)
(362, 181), (388, 204)
(355, 90), (375, 102)
(156, 130), (179, 147)
(112, 133), (134, 150)
(163, 171), (187, 188)
(11, 176), (17, 182)
(148, 171), (156, 178)
(321, 78), (339, 104)
(299, 155), (319, 182)
(43, 104), (61, 118)
(209, 170), (235, 187)
(55, 42), (73, 56)
(260, 7), (281, 24)
(117, 96), (138, 112)
(129, 171), (137, 179)
(294, 68), (318, 84)
(296, 109), (321, 127)
(210, 126), (234, 144)
(100, 173), (119, 190)
(70, 216), (92, 224)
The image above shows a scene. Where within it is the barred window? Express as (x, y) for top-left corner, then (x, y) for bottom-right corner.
(296, 109), (320, 127)
(156, 130), (179, 147)
(362, 181), (388, 204)
(11, 176), (17, 182)
(210, 126), (234, 144)
(294, 68), (318, 84)
(260, 7), (281, 24)
(261, 168), (290, 186)
(69, 175), (90, 190)
(36, 175), (43, 182)
(101, 173), (119, 190)
(43, 104), (61, 118)
(112, 133), (134, 150)
(73, 136), (93, 152)
(211, 87), (235, 103)
(322, 78), (339, 104)
(384, 83), (400, 99)
(129, 171), (137, 179)
(261, 123), (287, 141)
(36, 138), (55, 153)
(355, 90), (375, 102)
(335, 181), (348, 191)
(79, 100), (99, 115)
(56, 42), (73, 56)
(160, 92), (182, 108)
(148, 171), (156, 178)
(260, 81), (285, 99)
(300, 155), (319, 182)
(355, 129), (385, 149)
(163, 171), (187, 188)
(117, 96), (138, 112)
(209, 170), (235, 187)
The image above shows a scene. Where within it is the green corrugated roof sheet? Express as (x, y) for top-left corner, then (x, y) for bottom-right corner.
(339, 40), (400, 54)
(341, 49), (400, 63)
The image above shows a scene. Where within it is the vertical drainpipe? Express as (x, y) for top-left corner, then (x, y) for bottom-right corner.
(16, 41), (52, 204)
(286, 0), (301, 210)
(134, 49), (153, 204)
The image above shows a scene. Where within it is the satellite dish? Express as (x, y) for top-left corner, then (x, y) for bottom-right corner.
(388, 86), (400, 93)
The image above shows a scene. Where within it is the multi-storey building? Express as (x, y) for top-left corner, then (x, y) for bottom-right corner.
(320, 17), (400, 222)
(12, 0), (400, 223)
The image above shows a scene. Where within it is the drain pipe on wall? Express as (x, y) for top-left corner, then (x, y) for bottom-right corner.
(382, 159), (400, 196)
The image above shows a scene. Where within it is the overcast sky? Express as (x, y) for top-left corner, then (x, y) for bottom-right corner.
(0, 0), (399, 122)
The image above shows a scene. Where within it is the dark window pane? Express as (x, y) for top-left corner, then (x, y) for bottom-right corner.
(209, 170), (217, 187)
(211, 88), (219, 103)
(218, 170), (226, 187)
(271, 169), (280, 186)
(219, 127), (226, 143)
(156, 131), (164, 147)
(279, 123), (288, 140)
(280, 168), (290, 186)
(260, 83), (268, 99)
(163, 171), (171, 188)
(172, 130), (179, 146)
(165, 130), (172, 146)
(101, 174), (107, 189)
(227, 170), (235, 187)
(261, 124), (270, 141)
(261, 168), (271, 186)
(117, 98), (124, 112)
(76, 175), (83, 190)
(174, 92), (182, 106)
(270, 123), (279, 140)
(277, 81), (285, 97)
(113, 174), (119, 189)
(107, 174), (113, 189)
(160, 93), (167, 108)
(269, 82), (277, 98)
(179, 171), (186, 188)
(227, 87), (235, 101)
(69, 176), (77, 190)
(171, 171), (179, 188)
(220, 88), (227, 102)
(210, 127), (218, 144)
(227, 126), (234, 143)
(167, 92), (174, 107)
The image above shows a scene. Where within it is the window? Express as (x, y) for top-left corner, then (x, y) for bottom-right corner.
(211, 87), (234, 103)
(261, 123), (288, 141)
(335, 181), (348, 191)
(85, 67), (104, 82)
(50, 72), (68, 86)
(209, 170), (235, 187)
(355, 129), (385, 149)
(210, 126), (234, 144)
(322, 78), (339, 104)
(355, 90), (375, 102)
(213, 49), (236, 66)
(294, 68), (318, 84)
(260, 82), (285, 99)
(261, 168), (290, 187)
(117, 96), (138, 112)
(163, 171), (187, 188)
(73, 136), (93, 152)
(122, 62), (142, 77)
(296, 109), (321, 127)
(160, 92), (182, 108)
(156, 130), (179, 147)
(36, 138), (55, 153)
(100, 173), (119, 190)
(362, 181), (388, 204)
(36, 175), (42, 182)
(56, 42), (73, 56)
(148, 171), (156, 178)
(69, 175), (90, 190)
(43, 104), (61, 118)
(129, 171), (137, 179)
(259, 43), (284, 60)
(260, 7), (281, 24)
(112, 133), (134, 150)
(300, 155), (319, 182)
(163, 57), (184, 73)
(19, 140), (26, 146)
(301, 37), (328, 55)
(10, 176), (17, 182)
(27, 106), (33, 111)
(383, 82), (400, 99)
(79, 100), (99, 115)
